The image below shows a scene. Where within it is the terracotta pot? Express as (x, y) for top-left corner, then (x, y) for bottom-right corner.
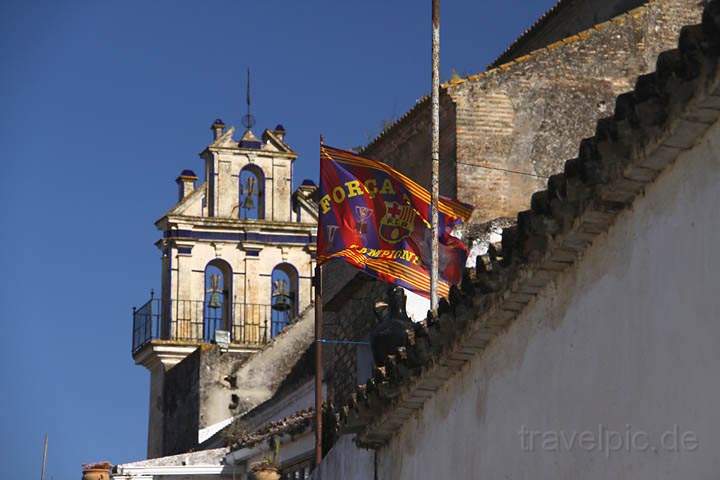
(82, 468), (111, 480)
(249, 467), (281, 480)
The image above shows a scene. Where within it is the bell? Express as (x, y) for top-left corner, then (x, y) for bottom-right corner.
(242, 195), (255, 210)
(207, 274), (223, 309)
(271, 279), (293, 312)
(208, 291), (222, 309)
(245, 176), (256, 194)
(272, 293), (292, 312)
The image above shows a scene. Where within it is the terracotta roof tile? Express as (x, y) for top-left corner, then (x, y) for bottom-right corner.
(227, 408), (315, 450)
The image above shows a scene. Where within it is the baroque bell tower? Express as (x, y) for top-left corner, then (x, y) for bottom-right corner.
(131, 109), (318, 457)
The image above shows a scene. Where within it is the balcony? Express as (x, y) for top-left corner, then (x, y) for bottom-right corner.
(131, 297), (296, 354)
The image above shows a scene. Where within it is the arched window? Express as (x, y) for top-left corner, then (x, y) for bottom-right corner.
(239, 164), (265, 220)
(204, 259), (232, 342)
(270, 263), (298, 337)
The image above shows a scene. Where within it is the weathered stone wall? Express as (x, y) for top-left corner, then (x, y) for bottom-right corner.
(451, 0), (702, 223)
(158, 308), (313, 456)
(224, 307), (314, 415)
(197, 346), (249, 430)
(491, 0), (648, 67)
(160, 346), (254, 456)
(324, 279), (387, 407)
(161, 349), (201, 455)
(362, 94), (458, 198)
(360, 0), (702, 225)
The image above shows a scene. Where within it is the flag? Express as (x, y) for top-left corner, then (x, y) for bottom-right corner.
(317, 145), (473, 299)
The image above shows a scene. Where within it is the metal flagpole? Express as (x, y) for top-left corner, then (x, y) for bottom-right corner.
(314, 136), (324, 468)
(40, 433), (48, 480)
(430, 0), (441, 312)
(314, 264), (323, 466)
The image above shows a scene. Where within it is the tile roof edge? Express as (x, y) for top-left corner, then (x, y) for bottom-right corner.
(226, 407), (315, 450)
(489, 0), (656, 68)
(444, 3), (652, 88)
(489, 0), (571, 68)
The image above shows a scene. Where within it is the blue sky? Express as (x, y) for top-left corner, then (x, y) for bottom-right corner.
(0, 1), (555, 477)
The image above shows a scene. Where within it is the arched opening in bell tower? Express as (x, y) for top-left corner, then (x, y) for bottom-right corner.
(204, 258), (233, 342)
(238, 164), (265, 220)
(270, 263), (298, 337)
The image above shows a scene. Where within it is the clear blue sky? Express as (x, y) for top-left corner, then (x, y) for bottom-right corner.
(0, 1), (555, 478)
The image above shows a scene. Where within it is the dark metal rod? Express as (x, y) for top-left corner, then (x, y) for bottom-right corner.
(246, 67), (251, 119)
(317, 339), (370, 346)
(430, 0), (440, 312)
(314, 264), (323, 467)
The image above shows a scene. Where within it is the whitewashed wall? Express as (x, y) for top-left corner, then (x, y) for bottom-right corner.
(319, 120), (720, 479)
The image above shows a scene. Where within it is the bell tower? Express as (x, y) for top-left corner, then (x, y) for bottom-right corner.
(131, 107), (318, 457)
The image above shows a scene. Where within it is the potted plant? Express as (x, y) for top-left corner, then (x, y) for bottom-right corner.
(82, 461), (112, 480)
(248, 437), (281, 480)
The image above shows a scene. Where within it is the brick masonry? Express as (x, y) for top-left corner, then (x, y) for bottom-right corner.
(450, 0), (703, 223)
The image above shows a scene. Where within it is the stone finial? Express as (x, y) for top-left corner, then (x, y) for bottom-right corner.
(211, 118), (225, 141)
(82, 461), (112, 480)
(176, 169), (198, 202)
(298, 179), (317, 197)
(273, 124), (286, 142)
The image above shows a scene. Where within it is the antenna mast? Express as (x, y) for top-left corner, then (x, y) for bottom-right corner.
(242, 67), (256, 130)
(40, 434), (48, 480)
(247, 67), (251, 121)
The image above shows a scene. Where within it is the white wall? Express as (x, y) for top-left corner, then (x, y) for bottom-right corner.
(313, 436), (375, 480)
(322, 120), (720, 478)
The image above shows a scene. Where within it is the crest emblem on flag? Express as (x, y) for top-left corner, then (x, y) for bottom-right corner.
(379, 201), (416, 244)
(355, 206), (373, 235)
(326, 225), (340, 242)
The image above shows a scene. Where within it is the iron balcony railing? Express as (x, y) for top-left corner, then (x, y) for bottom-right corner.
(132, 297), (297, 353)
